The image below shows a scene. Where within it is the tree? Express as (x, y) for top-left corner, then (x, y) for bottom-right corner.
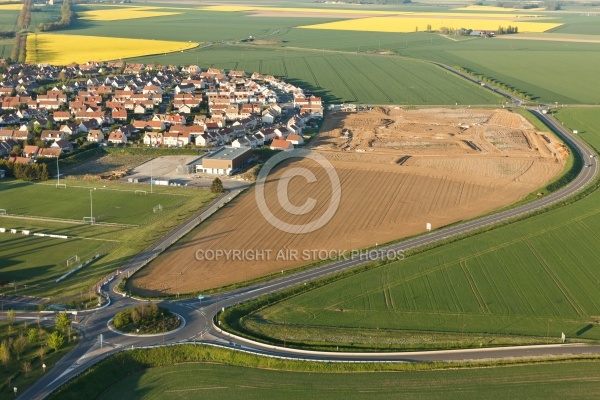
(38, 345), (46, 362)
(47, 331), (64, 352)
(0, 340), (10, 370)
(55, 312), (71, 334)
(22, 361), (31, 377)
(28, 328), (39, 344)
(12, 334), (27, 360)
(7, 309), (16, 325)
(211, 177), (224, 193)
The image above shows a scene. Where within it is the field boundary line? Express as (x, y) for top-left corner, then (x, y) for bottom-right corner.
(0, 213), (138, 229)
(35, 182), (194, 197)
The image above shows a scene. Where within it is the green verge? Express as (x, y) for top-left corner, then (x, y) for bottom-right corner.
(49, 344), (600, 400)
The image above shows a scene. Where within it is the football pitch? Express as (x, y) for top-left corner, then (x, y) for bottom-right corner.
(0, 180), (186, 225)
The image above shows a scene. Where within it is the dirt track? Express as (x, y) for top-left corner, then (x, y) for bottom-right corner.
(130, 108), (566, 296)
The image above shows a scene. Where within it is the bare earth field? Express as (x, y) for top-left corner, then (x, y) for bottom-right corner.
(130, 107), (566, 296)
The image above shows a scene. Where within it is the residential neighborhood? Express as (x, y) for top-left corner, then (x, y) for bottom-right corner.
(0, 60), (324, 174)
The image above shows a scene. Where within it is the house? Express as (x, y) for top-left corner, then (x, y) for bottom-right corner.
(112, 108), (128, 121)
(52, 111), (71, 122)
(286, 134), (304, 146)
(270, 138), (293, 151)
(37, 147), (61, 158)
(143, 131), (163, 146)
(232, 137), (251, 148)
(0, 139), (17, 156)
(22, 145), (39, 158)
(87, 130), (104, 143)
(60, 123), (78, 136)
(108, 132), (127, 145)
(163, 131), (190, 147)
(78, 120), (99, 133)
(40, 130), (64, 142)
(51, 139), (73, 152)
(8, 156), (33, 164)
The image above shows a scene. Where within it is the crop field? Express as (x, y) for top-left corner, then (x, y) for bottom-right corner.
(129, 108), (563, 296)
(131, 47), (500, 105)
(234, 108), (600, 346)
(89, 360), (600, 400)
(299, 16), (562, 34)
(0, 179), (216, 299)
(0, 4), (21, 10)
(398, 39), (600, 104)
(25, 33), (199, 65)
(78, 7), (184, 21)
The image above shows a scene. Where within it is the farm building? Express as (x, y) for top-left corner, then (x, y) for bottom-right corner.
(196, 147), (251, 175)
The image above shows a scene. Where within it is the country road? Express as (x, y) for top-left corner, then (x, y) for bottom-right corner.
(15, 72), (600, 399)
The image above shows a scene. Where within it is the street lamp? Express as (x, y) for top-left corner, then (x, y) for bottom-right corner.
(90, 188), (97, 225)
(42, 363), (46, 373)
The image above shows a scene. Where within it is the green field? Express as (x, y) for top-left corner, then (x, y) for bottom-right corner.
(224, 108), (600, 349)
(131, 46), (501, 105)
(0, 180), (186, 225)
(0, 179), (216, 301)
(52, 344), (600, 400)
(98, 361), (600, 400)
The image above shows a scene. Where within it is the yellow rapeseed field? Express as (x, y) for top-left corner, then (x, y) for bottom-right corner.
(0, 4), (24, 10)
(300, 16), (562, 33)
(78, 7), (182, 21)
(26, 34), (199, 65)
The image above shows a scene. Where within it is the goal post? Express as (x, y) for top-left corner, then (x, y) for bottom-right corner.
(153, 204), (163, 213)
(56, 183), (67, 188)
(66, 255), (80, 267)
(0, 209), (6, 215)
(83, 217), (96, 224)
(135, 190), (147, 195)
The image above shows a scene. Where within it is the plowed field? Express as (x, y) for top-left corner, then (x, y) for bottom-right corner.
(130, 108), (565, 296)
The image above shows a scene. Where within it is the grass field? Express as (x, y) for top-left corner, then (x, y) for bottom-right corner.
(64, 355), (600, 400)
(0, 180), (185, 225)
(0, 179), (216, 300)
(26, 33), (199, 65)
(227, 108), (600, 348)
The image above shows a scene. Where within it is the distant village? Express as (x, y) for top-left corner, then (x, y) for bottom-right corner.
(0, 59), (324, 174)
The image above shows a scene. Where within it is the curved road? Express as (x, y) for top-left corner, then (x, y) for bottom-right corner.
(18, 106), (599, 399)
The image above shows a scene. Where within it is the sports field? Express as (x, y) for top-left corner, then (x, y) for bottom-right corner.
(0, 179), (216, 300)
(0, 180), (184, 225)
(93, 360), (600, 400)
(230, 109), (600, 347)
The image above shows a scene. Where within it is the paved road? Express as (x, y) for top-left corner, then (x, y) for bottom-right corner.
(17, 102), (600, 398)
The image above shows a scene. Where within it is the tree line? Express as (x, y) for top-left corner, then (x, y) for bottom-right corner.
(38, 0), (77, 32)
(17, 0), (32, 31)
(0, 159), (50, 181)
